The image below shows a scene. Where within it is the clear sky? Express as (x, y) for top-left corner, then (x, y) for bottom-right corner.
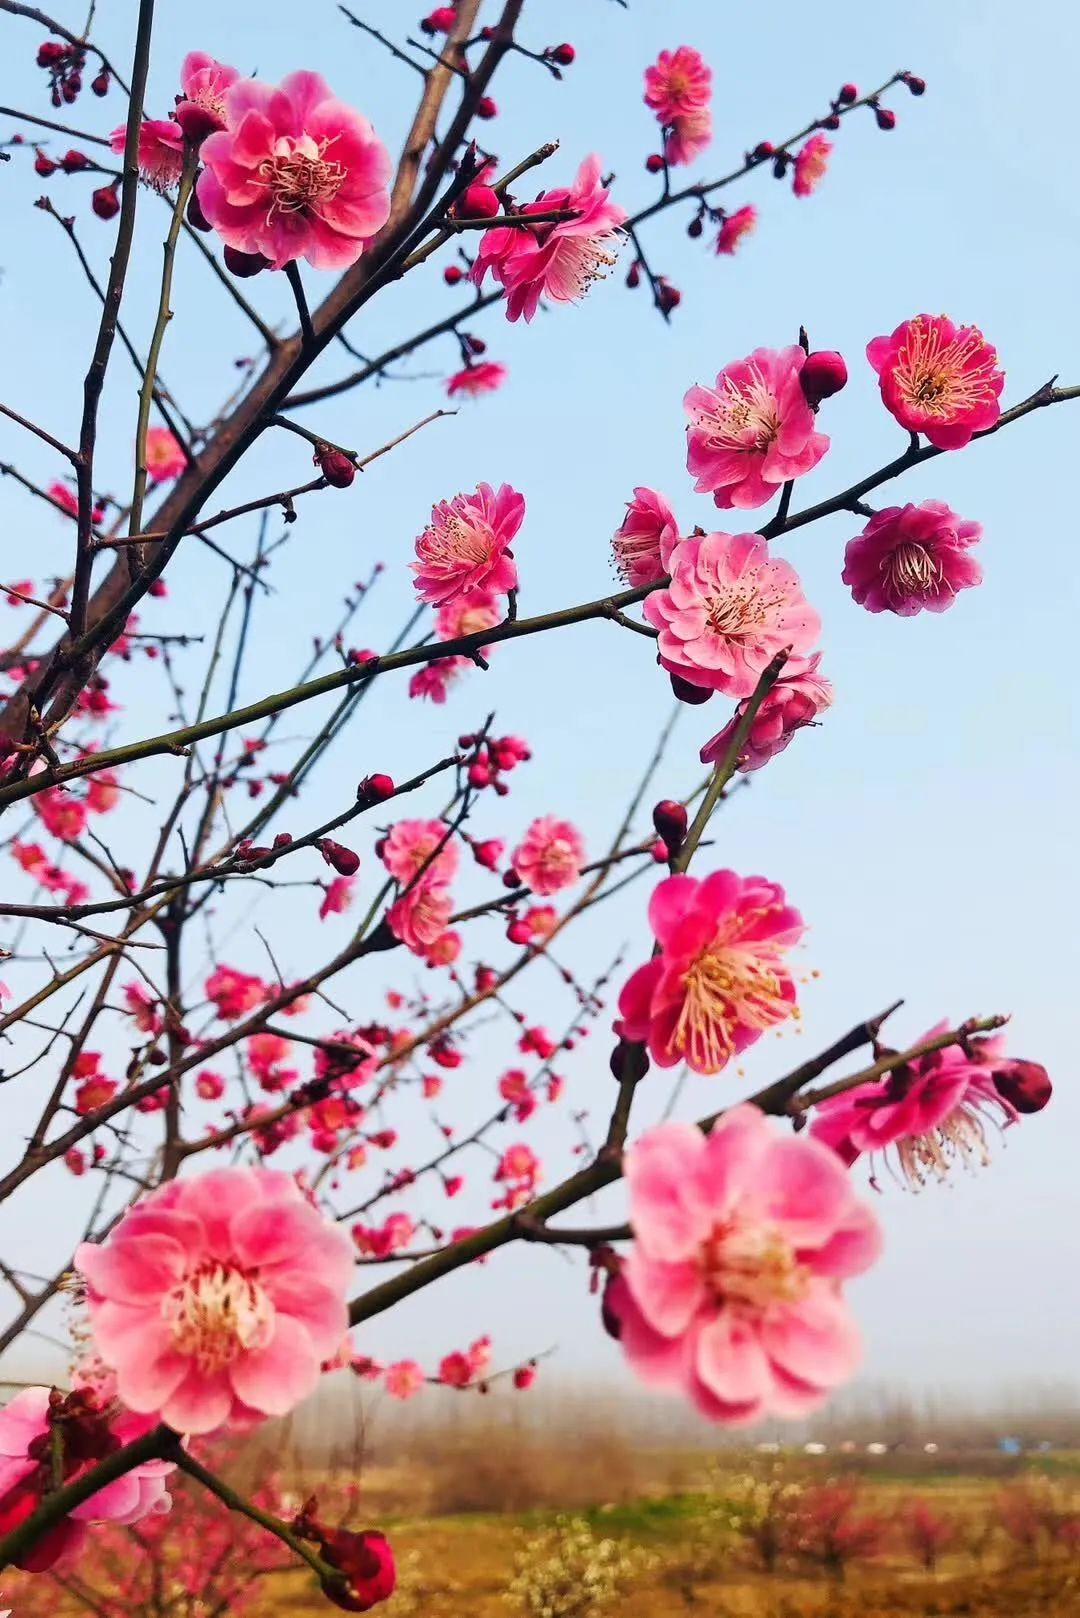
(0, 0), (1077, 1405)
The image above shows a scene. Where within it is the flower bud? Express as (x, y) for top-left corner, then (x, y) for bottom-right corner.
(356, 773), (395, 807)
(991, 1060), (1052, 1115)
(609, 1041), (649, 1085)
(751, 140), (775, 160)
(426, 6), (457, 31)
(625, 261), (641, 289)
(92, 182), (120, 220)
(549, 43), (575, 66)
(799, 349), (848, 407)
(875, 106), (897, 131)
(822, 113), (840, 130)
(475, 96), (498, 120)
(645, 153), (665, 174)
(34, 150), (58, 176)
(60, 148), (91, 172)
(656, 278), (680, 315)
(837, 83), (858, 103)
(91, 68), (110, 96)
(317, 1526), (396, 1613)
(649, 839), (668, 862)
(314, 445), (357, 488)
(187, 189), (211, 231)
(513, 1363), (537, 1390)
(443, 263), (464, 285)
(652, 798), (688, 854)
(669, 671), (713, 705)
(224, 246), (270, 277)
(318, 838), (360, 877)
(903, 73), (926, 95)
(687, 216), (703, 239)
(459, 182), (500, 218)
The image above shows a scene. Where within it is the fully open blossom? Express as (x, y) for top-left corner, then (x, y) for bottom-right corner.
(716, 205), (757, 256)
(493, 1142), (540, 1208)
(842, 501), (983, 615)
(175, 51), (240, 142)
(423, 929), (461, 968)
(470, 155), (626, 323)
(511, 816), (585, 895)
(0, 1387), (172, 1570)
(866, 314), (1004, 448)
(384, 1360), (425, 1399)
(379, 818), (458, 887)
(75, 1166), (353, 1436)
(144, 427), (186, 483)
(197, 71), (392, 271)
(205, 964), (266, 1020)
(34, 785), (88, 841)
(615, 870), (804, 1074)
(49, 481), (105, 525)
(685, 348), (830, 509)
(411, 483), (524, 606)
(434, 587), (502, 645)
(700, 652), (832, 772)
(611, 486), (680, 586)
(666, 107), (713, 166)
(643, 46), (712, 124)
(609, 1107), (881, 1424)
(811, 1025), (1049, 1188)
(319, 875), (356, 919)
(643, 531), (820, 698)
(407, 659), (466, 703)
(446, 361), (507, 400)
(110, 118), (185, 191)
(387, 883), (454, 956)
(793, 133), (832, 197)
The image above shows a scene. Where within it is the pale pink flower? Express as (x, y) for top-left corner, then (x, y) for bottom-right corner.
(387, 883), (454, 956)
(434, 587), (502, 643)
(643, 47), (712, 124)
(609, 1107), (881, 1423)
(699, 653), (832, 772)
(0, 1387), (172, 1570)
(175, 51), (240, 142)
(685, 347), (830, 509)
(411, 482), (525, 606)
(379, 818), (458, 887)
(446, 361), (507, 399)
(319, 875), (355, 919)
(197, 71), (392, 271)
(793, 133), (832, 197)
(511, 816), (585, 895)
(615, 870), (804, 1074)
(666, 107), (712, 167)
(384, 1360), (425, 1399)
(75, 1166), (353, 1436)
(866, 315), (1004, 448)
(612, 487), (680, 586)
(643, 531), (820, 698)
(424, 929), (462, 968)
(110, 118), (185, 192)
(842, 501), (983, 615)
(205, 964), (266, 1020)
(471, 155), (626, 323)
(716, 205), (757, 256)
(144, 427), (186, 484)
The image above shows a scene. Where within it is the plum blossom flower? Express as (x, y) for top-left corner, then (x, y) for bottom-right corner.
(643, 531), (820, 698)
(197, 71), (392, 271)
(110, 118), (185, 191)
(434, 587), (501, 645)
(384, 1360), (425, 1399)
(865, 315), (1004, 448)
(205, 964), (266, 1020)
(842, 501), (983, 615)
(387, 883), (454, 957)
(411, 483), (524, 606)
(175, 51), (240, 142)
(643, 46), (712, 125)
(811, 1025), (1049, 1188)
(511, 817), (585, 895)
(379, 818), (458, 887)
(446, 361), (507, 399)
(614, 870), (804, 1074)
(34, 785), (88, 842)
(611, 487), (680, 586)
(471, 155), (626, 323)
(493, 1142), (540, 1208)
(144, 427), (186, 483)
(75, 1166), (354, 1436)
(319, 875), (356, 919)
(666, 107), (713, 166)
(49, 482), (105, 525)
(716, 205), (757, 256)
(408, 659), (466, 703)
(608, 1106), (881, 1424)
(793, 133), (832, 197)
(685, 347), (830, 509)
(699, 652), (832, 772)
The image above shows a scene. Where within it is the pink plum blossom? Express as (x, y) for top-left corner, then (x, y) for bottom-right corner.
(699, 652), (832, 772)
(144, 427), (186, 483)
(865, 314), (1004, 448)
(319, 876), (355, 919)
(842, 501), (983, 615)
(614, 870), (804, 1074)
(175, 51), (240, 142)
(685, 347), (830, 509)
(511, 816), (585, 895)
(643, 531), (820, 698)
(470, 155), (626, 323)
(411, 483), (524, 606)
(716, 205), (757, 256)
(384, 1360), (425, 1399)
(387, 883), (454, 956)
(793, 133), (832, 197)
(434, 587), (502, 644)
(611, 487), (680, 586)
(379, 818), (458, 887)
(643, 47), (712, 125)
(609, 1106), (881, 1423)
(205, 964), (266, 1020)
(197, 71), (392, 271)
(75, 1166), (354, 1436)
(446, 361), (507, 399)
(110, 119), (184, 191)
(408, 660), (466, 703)
(666, 108), (713, 167)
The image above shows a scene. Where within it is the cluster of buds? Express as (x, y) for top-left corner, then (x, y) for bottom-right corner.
(459, 732), (531, 794)
(36, 39), (102, 106)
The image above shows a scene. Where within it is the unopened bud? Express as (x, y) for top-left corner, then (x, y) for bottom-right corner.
(475, 96), (498, 120)
(822, 113), (841, 130)
(751, 140), (775, 161)
(652, 798), (688, 855)
(187, 189), (211, 231)
(799, 349), (848, 408)
(991, 1059), (1052, 1115)
(837, 83), (858, 104)
(625, 261), (641, 289)
(875, 106), (897, 131)
(669, 671), (713, 705)
(687, 216), (704, 239)
(459, 182), (500, 218)
(315, 445), (357, 488)
(902, 73), (926, 96)
(356, 773), (395, 807)
(34, 150), (58, 176)
(645, 153), (665, 174)
(549, 43), (575, 66)
(224, 246), (271, 277)
(608, 1041), (649, 1085)
(91, 182), (120, 220)
(443, 263), (465, 286)
(318, 838), (360, 877)
(91, 68), (110, 97)
(60, 149), (91, 172)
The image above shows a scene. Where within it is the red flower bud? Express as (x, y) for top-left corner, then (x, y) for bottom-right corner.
(356, 773), (395, 807)
(686, 216), (704, 239)
(426, 6), (458, 31)
(459, 182), (500, 218)
(652, 798), (688, 854)
(601, 1274), (624, 1340)
(656, 278), (680, 314)
(625, 261), (641, 288)
(549, 43), (575, 66)
(991, 1060), (1052, 1115)
(60, 148), (91, 172)
(751, 140), (775, 160)
(224, 246), (271, 277)
(91, 68), (110, 97)
(37, 41), (67, 65)
(875, 106), (897, 131)
(187, 189), (211, 232)
(475, 96), (498, 120)
(837, 83), (858, 104)
(513, 1363), (537, 1390)
(464, 332), (486, 354)
(822, 113), (841, 130)
(475, 965), (498, 991)
(91, 182), (120, 220)
(903, 73), (926, 96)
(318, 838), (360, 877)
(34, 150), (58, 176)
(645, 153), (665, 174)
(315, 445), (357, 488)
(443, 264), (465, 286)
(669, 671), (713, 705)
(799, 349), (848, 407)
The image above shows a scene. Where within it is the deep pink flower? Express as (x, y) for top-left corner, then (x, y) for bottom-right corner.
(438, 1352), (472, 1388)
(810, 1025), (1036, 1188)
(195, 1070), (225, 1101)
(865, 315), (1004, 448)
(611, 487), (680, 586)
(384, 1360), (425, 1399)
(470, 155), (626, 323)
(666, 108), (713, 167)
(446, 361), (507, 399)
(842, 501), (983, 615)
(411, 483), (524, 606)
(144, 427), (186, 484)
(614, 870), (804, 1074)
(75, 1167), (353, 1436)
(34, 785), (88, 841)
(408, 660), (466, 703)
(176, 51), (240, 142)
(110, 118), (185, 191)
(319, 876), (355, 920)
(699, 653), (832, 772)
(511, 816), (586, 895)
(610, 1107), (880, 1424)
(387, 883), (454, 957)
(793, 133), (832, 197)
(716, 205), (757, 256)
(643, 47), (712, 124)
(379, 818), (458, 887)
(643, 531), (820, 698)
(123, 982), (161, 1034)
(205, 964), (266, 1020)
(685, 347), (830, 509)
(197, 71), (392, 271)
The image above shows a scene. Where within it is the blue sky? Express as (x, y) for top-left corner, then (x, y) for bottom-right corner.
(0, 0), (1077, 1402)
